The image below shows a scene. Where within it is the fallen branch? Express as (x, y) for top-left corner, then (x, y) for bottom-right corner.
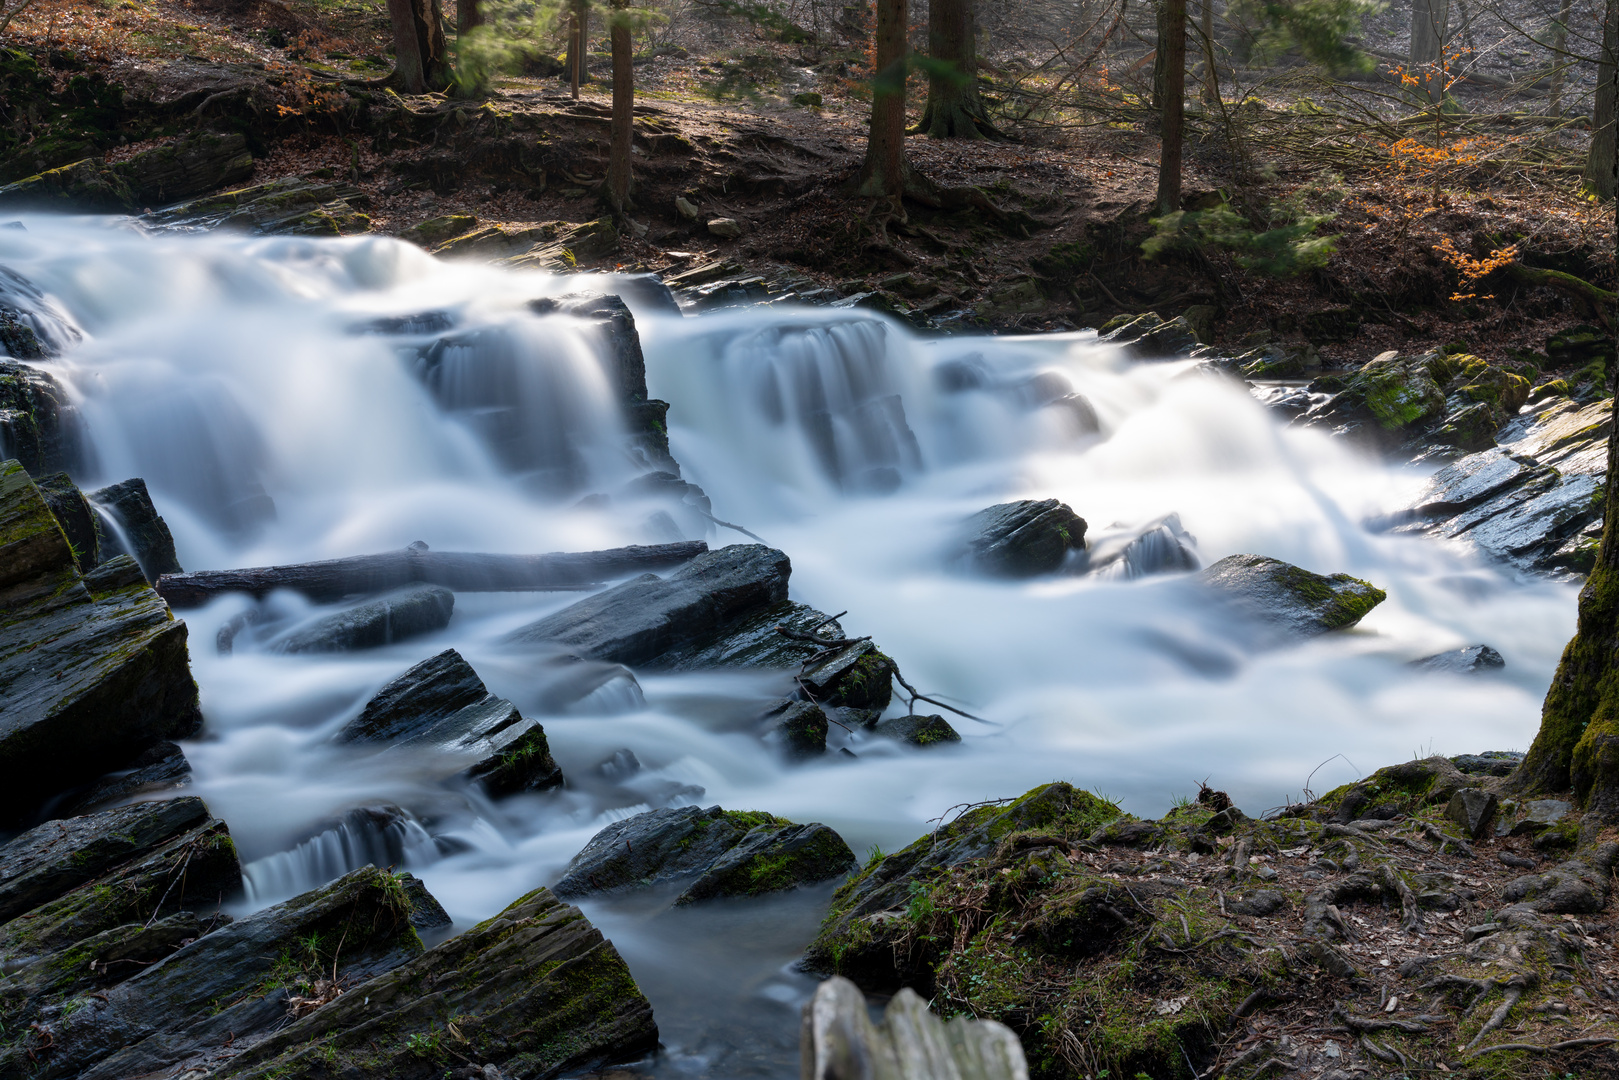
(157, 541), (706, 607)
(890, 664), (991, 724)
(1506, 265), (1616, 328)
(694, 507), (769, 545)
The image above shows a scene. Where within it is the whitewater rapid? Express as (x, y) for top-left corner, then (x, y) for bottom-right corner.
(0, 215), (1576, 1077)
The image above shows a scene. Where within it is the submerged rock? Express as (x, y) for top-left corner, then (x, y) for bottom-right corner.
(0, 462), (201, 823)
(761, 698), (830, 759)
(504, 544), (791, 667)
(1198, 553), (1385, 640)
(269, 583), (455, 654)
(552, 804), (854, 903)
(802, 977), (1029, 1080)
(337, 648), (563, 797)
(1412, 644), (1505, 674)
(873, 712), (961, 748)
(1080, 513), (1199, 579)
(87, 476), (182, 582)
(955, 499), (1087, 577)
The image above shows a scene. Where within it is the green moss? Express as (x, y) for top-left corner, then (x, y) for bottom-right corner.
(723, 809), (788, 831)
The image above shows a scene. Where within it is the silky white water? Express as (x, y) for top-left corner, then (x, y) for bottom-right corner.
(0, 215), (1578, 1077)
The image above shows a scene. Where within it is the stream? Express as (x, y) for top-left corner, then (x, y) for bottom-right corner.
(0, 216), (1579, 1078)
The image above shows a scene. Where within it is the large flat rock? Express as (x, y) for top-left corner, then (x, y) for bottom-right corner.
(1199, 554), (1385, 641)
(0, 461), (201, 822)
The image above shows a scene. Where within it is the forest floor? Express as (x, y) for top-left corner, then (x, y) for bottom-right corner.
(1, 0), (1615, 373)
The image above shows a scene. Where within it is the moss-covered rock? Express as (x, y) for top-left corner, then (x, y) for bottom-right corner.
(0, 360), (83, 475)
(86, 476), (182, 581)
(954, 498), (1087, 578)
(401, 213), (478, 246)
(674, 821), (855, 904)
(1198, 553), (1385, 641)
(1298, 350), (1446, 443)
(873, 712), (962, 747)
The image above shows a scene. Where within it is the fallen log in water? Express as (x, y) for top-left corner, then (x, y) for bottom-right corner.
(156, 540), (708, 608)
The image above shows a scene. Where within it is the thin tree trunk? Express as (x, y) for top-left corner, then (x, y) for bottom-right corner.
(1199, 0), (1216, 103)
(387, 0), (428, 92)
(568, 0), (587, 98)
(1408, 0), (1449, 104)
(607, 0), (634, 211)
(858, 0), (909, 202)
(1589, 0), (1619, 199)
(1156, 0), (1186, 214)
(456, 0), (481, 36)
(1551, 0), (1571, 113)
(917, 0), (993, 138)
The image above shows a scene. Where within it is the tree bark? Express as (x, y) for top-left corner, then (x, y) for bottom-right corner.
(386, 0), (449, 92)
(916, 0), (993, 138)
(157, 542), (710, 607)
(1156, 0), (1186, 214)
(1588, 0), (1619, 199)
(607, 0), (634, 211)
(1550, 0), (1572, 113)
(1408, 0), (1449, 104)
(456, 0), (481, 36)
(858, 0), (909, 201)
(567, 0), (588, 98)
(1199, 0), (1217, 104)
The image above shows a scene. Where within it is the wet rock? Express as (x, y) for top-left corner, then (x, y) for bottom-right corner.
(504, 544), (791, 667)
(401, 213), (477, 247)
(1446, 788), (1499, 840)
(0, 358), (84, 474)
(397, 871), (452, 934)
(1409, 447), (1538, 516)
(802, 976), (1029, 1080)
(1199, 554), (1385, 640)
(1296, 351), (1445, 444)
(269, 583), (455, 654)
(761, 698), (829, 758)
(59, 739), (193, 815)
(1099, 312), (1199, 358)
(1451, 750), (1522, 776)
(800, 640), (894, 710)
(0, 462), (201, 823)
(34, 471), (97, 571)
(0, 796), (211, 923)
(337, 648), (563, 796)
(438, 218), (617, 268)
(1, 865), (423, 1080)
(955, 498), (1087, 577)
(87, 476), (182, 581)
(147, 176), (371, 236)
(1412, 644), (1505, 674)
(206, 884), (658, 1080)
(873, 712), (961, 748)
(1080, 513), (1199, 578)
(554, 804), (853, 902)
(657, 599), (845, 671)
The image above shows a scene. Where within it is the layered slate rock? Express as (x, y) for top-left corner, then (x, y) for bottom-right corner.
(552, 805), (855, 904)
(1294, 351), (1446, 446)
(34, 472), (98, 571)
(270, 583), (455, 654)
(337, 648), (562, 796)
(0, 358), (84, 475)
(147, 176), (371, 236)
(505, 544), (791, 667)
(657, 600), (846, 671)
(1099, 312), (1199, 358)
(87, 476), (183, 581)
(0, 133), (253, 212)
(0, 461), (201, 822)
(1198, 554), (1385, 641)
(206, 886), (659, 1080)
(0, 866), (420, 1080)
(954, 499), (1086, 577)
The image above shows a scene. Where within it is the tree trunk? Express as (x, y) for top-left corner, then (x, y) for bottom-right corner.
(456, 0), (481, 36)
(1199, 0), (1217, 104)
(607, 0), (634, 211)
(386, 0), (449, 92)
(858, 0), (909, 202)
(1551, 0), (1571, 114)
(1156, 0), (1186, 214)
(567, 0), (587, 98)
(1408, 0), (1449, 105)
(917, 0), (993, 138)
(1588, 0), (1619, 199)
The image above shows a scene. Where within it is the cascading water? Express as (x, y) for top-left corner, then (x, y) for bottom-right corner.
(0, 213), (1579, 1078)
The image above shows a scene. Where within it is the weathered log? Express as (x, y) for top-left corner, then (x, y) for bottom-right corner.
(156, 540), (708, 608)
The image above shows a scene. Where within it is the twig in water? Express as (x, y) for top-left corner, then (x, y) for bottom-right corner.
(890, 664), (991, 724)
(694, 507), (769, 545)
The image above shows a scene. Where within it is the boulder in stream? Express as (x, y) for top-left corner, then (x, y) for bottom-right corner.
(1412, 644), (1505, 674)
(1099, 312), (1199, 358)
(873, 712), (961, 748)
(0, 461), (201, 823)
(955, 499), (1086, 577)
(552, 804), (855, 903)
(337, 648), (564, 796)
(87, 476), (183, 582)
(802, 976), (1029, 1080)
(1198, 553), (1385, 640)
(269, 583), (455, 654)
(504, 543), (791, 667)
(1295, 351), (1446, 445)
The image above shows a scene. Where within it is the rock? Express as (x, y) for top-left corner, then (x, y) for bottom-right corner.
(663, 258), (744, 289)
(86, 477), (182, 581)
(205, 884), (658, 1080)
(1099, 312), (1199, 358)
(117, 133), (255, 207)
(1412, 645), (1505, 674)
(34, 472), (97, 571)
(1081, 513), (1199, 579)
(791, 90), (824, 106)
(0, 359), (84, 475)
(800, 639), (894, 710)
(336, 648), (563, 796)
(0, 462), (201, 823)
(955, 499), (1087, 577)
(975, 277), (1044, 317)
(269, 583), (455, 654)
(1313, 756), (1472, 824)
(873, 712), (961, 748)
(437, 219), (618, 268)
(503, 544), (791, 667)
(0, 865), (425, 1080)
(1429, 399), (1503, 451)
(1502, 844), (1619, 913)
(674, 822), (855, 904)
(0, 158), (132, 211)
(760, 698), (829, 758)
(1450, 750), (1522, 776)
(1499, 798), (1574, 838)
(147, 176), (371, 236)
(401, 213), (477, 247)
(1198, 554), (1386, 640)
(802, 976), (1030, 1080)
(674, 195), (700, 220)
(553, 805), (854, 903)
(656, 599), (846, 671)
(1296, 351), (1445, 444)
(707, 217), (743, 238)
(396, 871), (451, 935)
(1446, 787), (1499, 840)
(60, 739), (193, 815)
(0, 796), (211, 923)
